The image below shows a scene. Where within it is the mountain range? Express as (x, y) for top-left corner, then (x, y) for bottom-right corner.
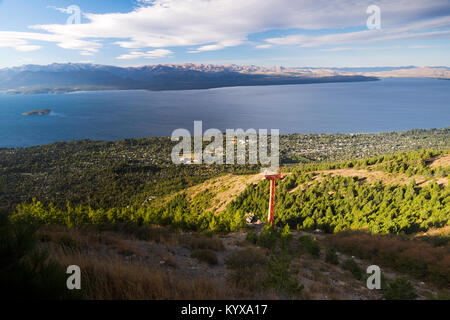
(0, 63), (448, 94)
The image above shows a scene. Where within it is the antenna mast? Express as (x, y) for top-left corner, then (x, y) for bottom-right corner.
(263, 167), (284, 228)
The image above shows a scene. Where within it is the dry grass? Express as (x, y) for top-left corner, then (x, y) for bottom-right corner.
(416, 226), (450, 238)
(35, 225), (446, 300)
(224, 248), (268, 294)
(188, 235), (225, 251)
(328, 231), (450, 288)
(118, 224), (183, 246)
(186, 174), (263, 213)
(156, 173), (262, 213)
(39, 225), (146, 258)
(36, 225), (250, 299)
(49, 245), (231, 299)
(38, 225), (233, 299)
(191, 249), (218, 265)
(113, 239), (145, 257)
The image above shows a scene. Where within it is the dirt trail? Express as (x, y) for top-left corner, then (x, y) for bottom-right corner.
(314, 168), (447, 187)
(430, 153), (450, 169)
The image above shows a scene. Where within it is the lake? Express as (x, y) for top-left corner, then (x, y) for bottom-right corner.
(0, 78), (449, 148)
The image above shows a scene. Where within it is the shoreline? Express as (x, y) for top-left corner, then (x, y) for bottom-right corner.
(3, 76), (448, 96)
(1, 126), (448, 150)
(1, 76), (380, 95)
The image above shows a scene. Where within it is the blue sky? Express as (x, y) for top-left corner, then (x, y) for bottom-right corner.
(0, 0), (449, 68)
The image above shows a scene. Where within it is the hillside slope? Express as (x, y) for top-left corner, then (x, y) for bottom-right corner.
(4, 148), (449, 300)
(152, 151), (449, 216)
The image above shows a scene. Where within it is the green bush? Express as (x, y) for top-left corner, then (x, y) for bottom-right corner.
(383, 277), (418, 300)
(325, 247), (339, 265)
(263, 248), (304, 297)
(256, 225), (279, 249)
(280, 224), (293, 248)
(0, 212), (79, 299)
(298, 235), (320, 258)
(191, 249), (218, 265)
(342, 257), (363, 280)
(245, 230), (258, 244)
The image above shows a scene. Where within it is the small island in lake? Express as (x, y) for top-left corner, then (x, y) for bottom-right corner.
(22, 109), (51, 116)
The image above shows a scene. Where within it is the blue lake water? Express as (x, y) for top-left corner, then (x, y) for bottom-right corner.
(0, 78), (449, 148)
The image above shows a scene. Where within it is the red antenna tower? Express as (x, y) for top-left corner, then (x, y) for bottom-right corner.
(263, 167), (284, 228)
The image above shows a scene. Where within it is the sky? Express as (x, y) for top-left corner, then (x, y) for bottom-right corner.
(0, 0), (449, 68)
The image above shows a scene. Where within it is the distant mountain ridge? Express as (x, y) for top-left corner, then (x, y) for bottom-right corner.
(362, 66), (450, 79)
(1, 63), (448, 94)
(0, 63), (377, 94)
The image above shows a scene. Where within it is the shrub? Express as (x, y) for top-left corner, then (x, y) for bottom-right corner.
(245, 229), (258, 244)
(325, 247), (339, 265)
(191, 249), (218, 265)
(298, 235), (320, 258)
(419, 235), (449, 247)
(429, 290), (450, 300)
(342, 257), (363, 280)
(0, 212), (78, 299)
(383, 277), (418, 300)
(280, 224), (293, 248)
(256, 225), (280, 249)
(224, 248), (267, 291)
(56, 235), (84, 253)
(225, 248), (267, 270)
(263, 248), (304, 297)
(329, 231), (449, 287)
(134, 226), (168, 242)
(189, 236), (224, 251)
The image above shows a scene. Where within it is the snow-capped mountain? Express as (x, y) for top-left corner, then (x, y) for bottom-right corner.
(8, 62), (448, 94)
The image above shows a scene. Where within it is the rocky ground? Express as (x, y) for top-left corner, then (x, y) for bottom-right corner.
(38, 224), (445, 300)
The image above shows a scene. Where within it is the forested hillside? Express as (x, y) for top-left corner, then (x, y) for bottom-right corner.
(10, 148), (449, 235)
(1, 128), (448, 212)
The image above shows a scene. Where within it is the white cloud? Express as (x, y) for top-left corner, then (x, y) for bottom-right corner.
(264, 14), (450, 48)
(0, 33), (43, 52)
(117, 49), (173, 59)
(255, 44), (272, 49)
(265, 27), (450, 48)
(47, 6), (74, 15)
(321, 44), (447, 52)
(188, 40), (243, 53)
(16, 45), (42, 52)
(0, 37), (41, 52)
(0, 30), (101, 54)
(2, 0), (450, 56)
